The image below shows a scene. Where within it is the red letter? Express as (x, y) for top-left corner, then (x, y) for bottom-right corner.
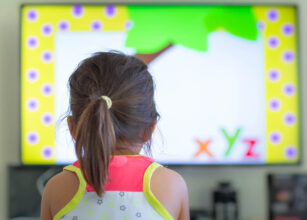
(243, 139), (258, 158)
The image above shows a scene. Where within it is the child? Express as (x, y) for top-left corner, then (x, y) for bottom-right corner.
(41, 52), (189, 220)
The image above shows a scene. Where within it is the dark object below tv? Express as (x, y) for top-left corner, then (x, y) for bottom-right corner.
(8, 165), (62, 219)
(268, 173), (307, 220)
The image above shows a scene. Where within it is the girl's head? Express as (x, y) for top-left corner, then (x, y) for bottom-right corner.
(67, 52), (159, 196)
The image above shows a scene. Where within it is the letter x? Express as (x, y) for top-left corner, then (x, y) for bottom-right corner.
(194, 139), (213, 158)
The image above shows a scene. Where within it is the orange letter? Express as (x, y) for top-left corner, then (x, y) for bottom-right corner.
(194, 139), (213, 158)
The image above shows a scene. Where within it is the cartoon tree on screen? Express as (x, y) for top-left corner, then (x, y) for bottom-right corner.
(125, 6), (258, 64)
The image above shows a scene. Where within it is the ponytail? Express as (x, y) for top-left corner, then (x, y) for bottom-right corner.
(75, 98), (115, 196)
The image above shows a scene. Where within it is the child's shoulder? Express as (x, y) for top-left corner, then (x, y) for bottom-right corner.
(42, 170), (79, 218)
(151, 166), (189, 219)
(152, 166), (187, 189)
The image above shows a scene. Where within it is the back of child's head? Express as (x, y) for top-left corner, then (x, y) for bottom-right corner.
(68, 52), (159, 196)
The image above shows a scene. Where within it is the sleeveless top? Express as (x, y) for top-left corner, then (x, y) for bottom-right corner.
(54, 155), (173, 220)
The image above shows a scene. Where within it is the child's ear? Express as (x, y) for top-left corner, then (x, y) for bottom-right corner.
(151, 121), (157, 134)
(144, 121), (157, 142)
(67, 116), (76, 139)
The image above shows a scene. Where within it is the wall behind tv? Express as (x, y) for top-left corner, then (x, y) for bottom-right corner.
(0, 0), (306, 219)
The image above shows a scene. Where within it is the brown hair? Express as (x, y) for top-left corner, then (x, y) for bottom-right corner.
(68, 52), (159, 196)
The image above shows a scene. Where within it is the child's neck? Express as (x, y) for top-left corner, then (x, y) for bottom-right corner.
(113, 147), (141, 156)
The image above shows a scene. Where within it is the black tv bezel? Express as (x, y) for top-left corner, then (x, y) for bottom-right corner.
(19, 3), (302, 167)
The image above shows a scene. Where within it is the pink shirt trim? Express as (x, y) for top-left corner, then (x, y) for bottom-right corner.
(73, 155), (154, 192)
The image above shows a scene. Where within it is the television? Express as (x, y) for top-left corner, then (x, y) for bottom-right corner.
(20, 4), (300, 165)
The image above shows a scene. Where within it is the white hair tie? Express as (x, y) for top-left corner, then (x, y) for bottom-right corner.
(101, 96), (112, 109)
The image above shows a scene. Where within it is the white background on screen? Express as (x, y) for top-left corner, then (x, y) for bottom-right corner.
(54, 31), (265, 164)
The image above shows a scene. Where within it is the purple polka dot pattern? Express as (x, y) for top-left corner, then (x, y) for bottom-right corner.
(270, 132), (281, 145)
(41, 51), (53, 63)
(105, 5), (116, 18)
(91, 20), (102, 31)
(269, 98), (281, 111)
(27, 9), (38, 22)
(26, 69), (39, 82)
(257, 21), (265, 31)
(41, 83), (53, 96)
(27, 98), (39, 111)
(41, 24), (53, 36)
(268, 36), (279, 49)
(41, 113), (53, 126)
(72, 5), (83, 17)
(261, 8), (299, 163)
(42, 146), (53, 159)
(284, 113), (296, 126)
(58, 20), (70, 31)
(282, 23), (294, 36)
(267, 9), (279, 22)
(26, 36), (39, 49)
(285, 146), (297, 159)
(125, 20), (133, 30)
(283, 83), (296, 96)
(282, 50), (295, 63)
(27, 132), (39, 145)
(268, 69), (280, 82)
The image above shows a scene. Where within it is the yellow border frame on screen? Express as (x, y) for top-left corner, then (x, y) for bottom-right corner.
(21, 5), (299, 165)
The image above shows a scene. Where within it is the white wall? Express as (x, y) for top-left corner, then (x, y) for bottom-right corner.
(0, 0), (306, 219)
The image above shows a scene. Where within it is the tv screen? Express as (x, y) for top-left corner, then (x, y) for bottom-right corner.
(21, 4), (300, 165)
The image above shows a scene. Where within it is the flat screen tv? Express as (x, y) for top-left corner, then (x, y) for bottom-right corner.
(20, 4), (300, 165)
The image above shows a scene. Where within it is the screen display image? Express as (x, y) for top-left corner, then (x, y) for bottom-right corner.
(21, 5), (300, 165)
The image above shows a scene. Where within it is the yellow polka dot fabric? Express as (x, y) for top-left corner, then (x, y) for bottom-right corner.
(254, 6), (299, 164)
